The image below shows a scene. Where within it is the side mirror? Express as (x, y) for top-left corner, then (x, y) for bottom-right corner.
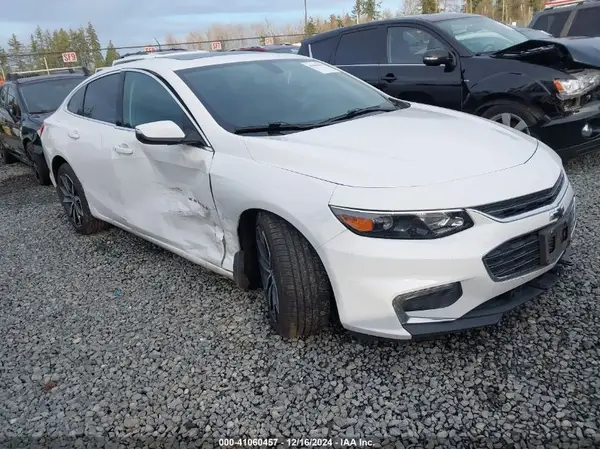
(135, 120), (186, 145)
(423, 48), (454, 67)
(10, 103), (20, 119)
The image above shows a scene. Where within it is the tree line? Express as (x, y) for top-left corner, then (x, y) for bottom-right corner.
(1, 0), (547, 75)
(0, 23), (120, 75)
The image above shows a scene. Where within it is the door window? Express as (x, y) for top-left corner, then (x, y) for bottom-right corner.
(0, 86), (7, 108)
(530, 10), (570, 36)
(308, 36), (339, 62)
(67, 86), (86, 115)
(122, 71), (192, 131)
(334, 28), (383, 65)
(6, 85), (20, 117)
(82, 73), (120, 124)
(568, 8), (600, 36)
(387, 27), (445, 64)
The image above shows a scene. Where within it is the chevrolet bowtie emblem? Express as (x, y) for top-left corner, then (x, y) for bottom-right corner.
(550, 205), (565, 221)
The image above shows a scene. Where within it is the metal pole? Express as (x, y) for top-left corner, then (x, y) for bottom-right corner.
(304, 0), (308, 29)
(43, 57), (50, 74)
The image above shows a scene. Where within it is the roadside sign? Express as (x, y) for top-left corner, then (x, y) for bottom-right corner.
(264, 37), (274, 45)
(211, 41), (222, 51)
(62, 52), (78, 63)
(144, 46), (157, 53)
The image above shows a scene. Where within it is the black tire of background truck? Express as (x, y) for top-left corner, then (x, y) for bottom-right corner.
(1, 147), (17, 164)
(56, 162), (107, 235)
(27, 143), (51, 186)
(255, 211), (333, 338)
(480, 100), (542, 137)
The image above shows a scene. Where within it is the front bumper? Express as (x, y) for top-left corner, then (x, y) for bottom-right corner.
(318, 182), (575, 340)
(535, 100), (600, 159)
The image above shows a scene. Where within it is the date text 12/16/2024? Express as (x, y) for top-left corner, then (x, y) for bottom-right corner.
(219, 438), (376, 447)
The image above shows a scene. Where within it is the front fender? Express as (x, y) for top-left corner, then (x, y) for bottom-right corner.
(463, 72), (553, 115)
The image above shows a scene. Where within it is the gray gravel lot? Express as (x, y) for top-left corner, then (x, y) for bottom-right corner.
(0, 155), (599, 449)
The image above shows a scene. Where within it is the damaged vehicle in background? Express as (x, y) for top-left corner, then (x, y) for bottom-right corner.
(0, 68), (89, 184)
(299, 13), (600, 159)
(41, 52), (576, 340)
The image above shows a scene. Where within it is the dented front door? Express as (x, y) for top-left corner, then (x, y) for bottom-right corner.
(110, 128), (225, 267)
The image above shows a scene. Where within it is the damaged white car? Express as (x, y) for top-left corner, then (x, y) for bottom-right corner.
(41, 52), (575, 340)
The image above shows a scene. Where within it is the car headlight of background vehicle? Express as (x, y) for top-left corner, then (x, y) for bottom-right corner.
(329, 206), (474, 239)
(554, 70), (600, 101)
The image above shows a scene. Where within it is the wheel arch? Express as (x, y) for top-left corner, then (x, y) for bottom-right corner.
(234, 207), (334, 292)
(51, 155), (69, 181)
(472, 93), (545, 120)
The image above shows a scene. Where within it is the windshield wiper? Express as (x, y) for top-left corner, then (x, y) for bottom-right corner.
(317, 105), (397, 125)
(234, 122), (319, 135)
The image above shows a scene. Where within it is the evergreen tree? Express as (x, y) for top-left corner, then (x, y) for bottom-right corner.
(85, 22), (103, 68)
(304, 18), (317, 36)
(7, 34), (25, 71)
(351, 0), (362, 22)
(69, 27), (91, 68)
(421, 0), (439, 13)
(104, 41), (120, 66)
(0, 46), (9, 77)
(362, 0), (382, 20)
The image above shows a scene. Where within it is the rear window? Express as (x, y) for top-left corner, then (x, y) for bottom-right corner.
(568, 7), (600, 36)
(19, 77), (85, 114)
(530, 10), (571, 36)
(304, 36), (338, 62)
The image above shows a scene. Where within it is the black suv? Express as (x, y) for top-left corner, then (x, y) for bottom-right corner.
(529, 0), (600, 37)
(299, 13), (600, 159)
(0, 68), (88, 184)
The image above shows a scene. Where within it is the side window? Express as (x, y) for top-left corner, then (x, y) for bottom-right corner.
(530, 10), (570, 36)
(122, 71), (192, 131)
(387, 27), (445, 64)
(334, 28), (382, 65)
(568, 8), (600, 36)
(6, 85), (19, 115)
(82, 73), (120, 124)
(309, 36), (339, 62)
(0, 86), (6, 108)
(67, 87), (86, 115)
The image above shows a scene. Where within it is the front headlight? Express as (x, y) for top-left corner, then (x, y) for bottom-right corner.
(329, 206), (474, 239)
(554, 70), (600, 100)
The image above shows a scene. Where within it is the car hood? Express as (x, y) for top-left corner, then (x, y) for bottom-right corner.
(493, 37), (600, 68)
(28, 112), (53, 126)
(243, 104), (539, 188)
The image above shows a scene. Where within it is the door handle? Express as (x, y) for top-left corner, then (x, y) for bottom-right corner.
(68, 130), (80, 140)
(113, 143), (133, 155)
(382, 73), (397, 82)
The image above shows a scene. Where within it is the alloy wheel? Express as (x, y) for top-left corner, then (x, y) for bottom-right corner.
(489, 112), (531, 135)
(256, 228), (280, 322)
(59, 173), (83, 228)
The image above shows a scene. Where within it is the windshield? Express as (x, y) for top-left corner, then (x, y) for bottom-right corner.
(20, 77), (86, 113)
(177, 59), (398, 133)
(437, 16), (528, 54)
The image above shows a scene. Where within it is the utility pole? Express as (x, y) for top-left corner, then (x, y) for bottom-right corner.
(304, 0), (308, 30)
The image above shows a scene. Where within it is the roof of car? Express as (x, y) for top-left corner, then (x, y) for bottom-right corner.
(301, 13), (480, 43)
(101, 50), (306, 73)
(10, 73), (88, 85)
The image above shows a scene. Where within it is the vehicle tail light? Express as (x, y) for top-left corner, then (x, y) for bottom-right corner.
(38, 122), (45, 137)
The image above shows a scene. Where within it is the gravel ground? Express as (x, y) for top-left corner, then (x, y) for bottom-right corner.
(0, 155), (599, 449)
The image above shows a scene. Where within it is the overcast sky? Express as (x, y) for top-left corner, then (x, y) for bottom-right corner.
(1, 0), (398, 51)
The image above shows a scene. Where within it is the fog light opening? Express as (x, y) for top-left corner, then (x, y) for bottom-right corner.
(393, 282), (463, 318)
(582, 123), (594, 138)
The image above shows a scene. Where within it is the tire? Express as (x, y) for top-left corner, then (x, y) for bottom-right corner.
(480, 101), (541, 137)
(56, 163), (107, 235)
(27, 142), (51, 186)
(255, 211), (332, 338)
(1, 147), (17, 164)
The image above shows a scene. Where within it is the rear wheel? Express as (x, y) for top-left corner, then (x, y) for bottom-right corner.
(56, 163), (107, 235)
(255, 212), (332, 338)
(26, 142), (51, 186)
(1, 147), (17, 164)
(480, 101), (541, 136)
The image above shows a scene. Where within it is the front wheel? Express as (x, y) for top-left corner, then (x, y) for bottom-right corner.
(480, 101), (541, 136)
(56, 163), (107, 235)
(255, 212), (332, 338)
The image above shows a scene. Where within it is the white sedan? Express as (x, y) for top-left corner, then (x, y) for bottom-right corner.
(40, 51), (576, 340)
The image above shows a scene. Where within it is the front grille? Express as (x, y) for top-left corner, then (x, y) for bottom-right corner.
(483, 231), (541, 281)
(483, 199), (576, 281)
(473, 172), (565, 220)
